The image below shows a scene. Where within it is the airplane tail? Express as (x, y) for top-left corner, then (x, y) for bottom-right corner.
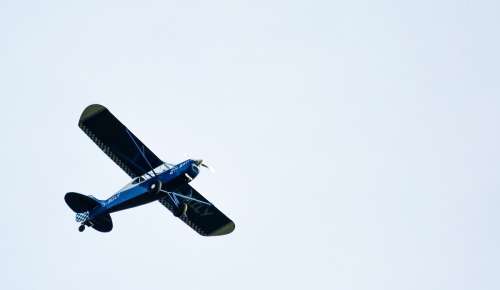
(64, 192), (113, 232)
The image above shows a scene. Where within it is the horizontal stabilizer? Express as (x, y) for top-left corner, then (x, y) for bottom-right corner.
(64, 192), (101, 213)
(91, 214), (113, 232)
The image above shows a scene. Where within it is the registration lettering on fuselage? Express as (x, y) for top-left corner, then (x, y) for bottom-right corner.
(169, 160), (189, 175)
(107, 193), (120, 204)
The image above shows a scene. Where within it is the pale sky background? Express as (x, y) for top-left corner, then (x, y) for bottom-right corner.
(1, 1), (499, 289)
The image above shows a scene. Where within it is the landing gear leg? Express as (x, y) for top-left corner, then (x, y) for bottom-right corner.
(78, 224), (85, 232)
(181, 203), (188, 216)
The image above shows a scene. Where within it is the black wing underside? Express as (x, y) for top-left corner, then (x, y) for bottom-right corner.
(79, 104), (163, 178)
(159, 184), (235, 236)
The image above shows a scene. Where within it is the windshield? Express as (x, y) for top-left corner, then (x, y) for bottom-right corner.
(132, 176), (144, 184)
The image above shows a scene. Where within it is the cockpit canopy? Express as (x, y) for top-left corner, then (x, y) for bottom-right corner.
(116, 162), (176, 193)
(132, 176), (145, 184)
(118, 176), (146, 193)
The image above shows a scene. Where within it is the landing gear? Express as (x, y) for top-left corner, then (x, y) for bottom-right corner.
(150, 180), (162, 194)
(173, 203), (188, 217)
(78, 224), (85, 232)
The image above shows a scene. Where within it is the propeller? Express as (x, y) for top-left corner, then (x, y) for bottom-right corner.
(184, 153), (215, 173)
(193, 159), (215, 173)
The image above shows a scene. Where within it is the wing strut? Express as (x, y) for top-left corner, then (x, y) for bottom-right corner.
(125, 129), (157, 177)
(159, 189), (212, 206)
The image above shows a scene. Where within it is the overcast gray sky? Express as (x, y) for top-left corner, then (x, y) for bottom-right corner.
(1, 1), (499, 289)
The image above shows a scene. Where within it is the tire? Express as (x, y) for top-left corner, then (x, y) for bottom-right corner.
(173, 203), (188, 217)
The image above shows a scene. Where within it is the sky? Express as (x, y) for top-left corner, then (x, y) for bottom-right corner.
(1, 1), (499, 289)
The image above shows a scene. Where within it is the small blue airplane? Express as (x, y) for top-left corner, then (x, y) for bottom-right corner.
(64, 104), (235, 236)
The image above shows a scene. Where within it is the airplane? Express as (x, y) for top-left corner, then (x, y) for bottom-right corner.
(64, 104), (235, 236)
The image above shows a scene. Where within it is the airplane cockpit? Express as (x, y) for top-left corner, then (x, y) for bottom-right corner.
(132, 176), (145, 184)
(116, 163), (175, 193)
(118, 176), (146, 193)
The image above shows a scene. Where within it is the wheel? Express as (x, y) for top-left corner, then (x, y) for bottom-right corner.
(78, 224), (85, 232)
(149, 180), (162, 194)
(173, 203), (188, 217)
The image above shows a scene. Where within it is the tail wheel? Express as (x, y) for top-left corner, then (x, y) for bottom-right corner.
(150, 180), (162, 194)
(78, 224), (85, 232)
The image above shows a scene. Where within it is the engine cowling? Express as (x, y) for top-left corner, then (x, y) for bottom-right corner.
(185, 163), (200, 181)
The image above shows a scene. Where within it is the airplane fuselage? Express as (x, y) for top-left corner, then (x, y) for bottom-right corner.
(87, 159), (200, 221)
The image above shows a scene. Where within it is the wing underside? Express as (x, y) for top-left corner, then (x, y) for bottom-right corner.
(78, 104), (164, 178)
(158, 184), (235, 236)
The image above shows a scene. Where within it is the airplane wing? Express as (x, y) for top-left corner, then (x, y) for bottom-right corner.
(78, 104), (164, 178)
(158, 184), (235, 236)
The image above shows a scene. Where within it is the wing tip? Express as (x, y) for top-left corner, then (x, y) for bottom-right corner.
(79, 104), (107, 123)
(207, 220), (235, 236)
